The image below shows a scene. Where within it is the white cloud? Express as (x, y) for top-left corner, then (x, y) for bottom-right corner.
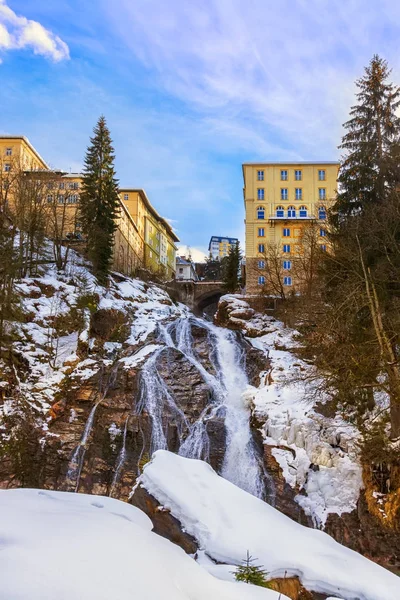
(105, 0), (400, 158)
(177, 246), (207, 263)
(0, 0), (69, 62)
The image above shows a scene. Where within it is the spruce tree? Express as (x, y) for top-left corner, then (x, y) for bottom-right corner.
(80, 116), (120, 284)
(233, 551), (270, 587)
(333, 55), (400, 220)
(223, 242), (241, 293)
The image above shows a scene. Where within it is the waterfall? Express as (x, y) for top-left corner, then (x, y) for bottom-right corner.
(64, 362), (119, 491)
(65, 401), (101, 492)
(109, 415), (130, 496)
(137, 316), (266, 499)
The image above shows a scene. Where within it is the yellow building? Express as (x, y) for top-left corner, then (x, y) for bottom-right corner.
(208, 236), (239, 260)
(120, 189), (179, 279)
(0, 135), (49, 172)
(243, 162), (339, 293)
(1, 136), (178, 279)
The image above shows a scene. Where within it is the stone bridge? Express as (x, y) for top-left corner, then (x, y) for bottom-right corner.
(165, 280), (225, 312)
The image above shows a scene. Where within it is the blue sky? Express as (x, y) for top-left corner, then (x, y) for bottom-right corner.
(1, 0), (400, 259)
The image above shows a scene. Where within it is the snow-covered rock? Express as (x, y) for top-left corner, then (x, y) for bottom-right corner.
(0, 488), (287, 600)
(138, 450), (400, 600)
(246, 320), (363, 526)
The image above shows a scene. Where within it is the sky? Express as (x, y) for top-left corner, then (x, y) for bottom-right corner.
(1, 0), (400, 259)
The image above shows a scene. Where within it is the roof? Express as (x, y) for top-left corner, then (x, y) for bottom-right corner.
(242, 161), (340, 166)
(119, 188), (180, 243)
(176, 256), (193, 265)
(0, 135), (49, 169)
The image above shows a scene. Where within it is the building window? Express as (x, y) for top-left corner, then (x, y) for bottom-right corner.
(295, 188), (302, 200)
(283, 260), (291, 270)
(59, 182), (65, 189)
(68, 195), (78, 203)
(258, 243), (265, 253)
(124, 193), (129, 201)
(319, 188), (326, 200)
(257, 188), (265, 200)
(281, 170), (288, 181)
(257, 170), (264, 181)
(281, 188), (288, 200)
(276, 206), (284, 217)
(283, 244), (291, 253)
(287, 206), (296, 218)
(4, 164), (11, 172)
(320, 244), (327, 251)
(299, 206), (308, 217)
(73, 182), (79, 189)
(294, 169), (302, 181)
(47, 195), (53, 203)
(319, 206), (326, 220)
(257, 206), (265, 219)
(283, 228), (290, 237)
(258, 228), (265, 237)
(258, 260), (265, 268)
(258, 276), (265, 285)
(58, 195), (65, 204)
(68, 183), (75, 189)
(320, 228), (326, 237)
(179, 268), (183, 274)
(318, 169), (326, 181)
(5, 148), (12, 156)
(284, 276), (292, 285)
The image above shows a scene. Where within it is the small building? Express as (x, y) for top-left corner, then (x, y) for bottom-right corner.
(208, 236), (239, 260)
(176, 256), (198, 281)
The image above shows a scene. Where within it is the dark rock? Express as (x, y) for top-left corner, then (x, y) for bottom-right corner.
(131, 484), (198, 554)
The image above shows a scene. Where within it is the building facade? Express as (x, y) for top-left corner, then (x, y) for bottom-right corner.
(1, 136), (178, 279)
(120, 189), (179, 279)
(176, 256), (198, 281)
(208, 235), (239, 260)
(243, 162), (339, 293)
(0, 135), (49, 172)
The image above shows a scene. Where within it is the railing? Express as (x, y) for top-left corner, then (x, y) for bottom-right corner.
(268, 214), (316, 220)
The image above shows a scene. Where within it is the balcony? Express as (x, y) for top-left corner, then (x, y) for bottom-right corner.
(268, 214), (316, 221)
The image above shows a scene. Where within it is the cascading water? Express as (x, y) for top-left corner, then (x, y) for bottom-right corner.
(64, 362), (119, 491)
(137, 316), (266, 499)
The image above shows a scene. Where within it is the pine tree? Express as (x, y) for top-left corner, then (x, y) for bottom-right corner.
(233, 551), (270, 587)
(223, 242), (241, 293)
(79, 116), (120, 284)
(333, 55), (400, 220)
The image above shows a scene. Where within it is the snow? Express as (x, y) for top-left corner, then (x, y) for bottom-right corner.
(0, 488), (287, 600)
(239, 316), (364, 526)
(139, 451), (400, 600)
(119, 343), (161, 368)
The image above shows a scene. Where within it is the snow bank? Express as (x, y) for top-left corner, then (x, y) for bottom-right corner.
(0, 488), (287, 600)
(139, 451), (400, 600)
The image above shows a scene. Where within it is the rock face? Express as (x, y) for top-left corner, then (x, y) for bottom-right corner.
(131, 484), (198, 554)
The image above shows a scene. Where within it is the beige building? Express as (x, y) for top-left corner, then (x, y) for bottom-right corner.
(120, 189), (179, 280)
(243, 162), (339, 293)
(1, 136), (178, 279)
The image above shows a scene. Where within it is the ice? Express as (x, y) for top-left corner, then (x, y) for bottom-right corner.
(0, 488), (287, 600)
(138, 451), (400, 600)
(243, 319), (364, 526)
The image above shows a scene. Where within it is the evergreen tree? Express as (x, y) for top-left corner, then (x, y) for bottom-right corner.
(80, 116), (120, 284)
(204, 252), (222, 281)
(223, 242), (241, 293)
(233, 551), (270, 587)
(333, 55), (400, 220)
